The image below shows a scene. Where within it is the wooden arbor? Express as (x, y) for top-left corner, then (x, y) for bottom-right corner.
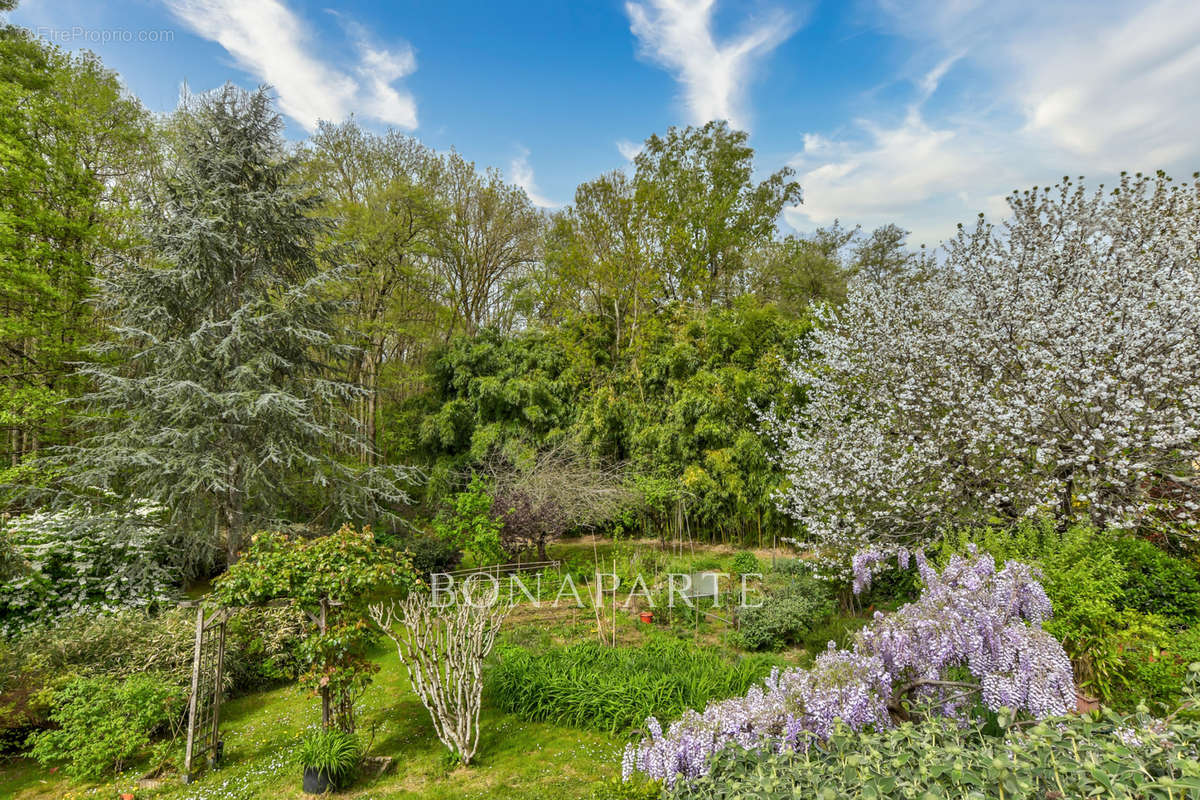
(180, 598), (342, 783)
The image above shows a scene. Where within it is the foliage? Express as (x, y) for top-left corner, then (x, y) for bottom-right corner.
(733, 573), (833, 651)
(412, 300), (808, 543)
(623, 550), (1075, 787)
(487, 637), (782, 734)
(777, 173), (1200, 574)
(669, 697), (1200, 800)
(0, 502), (180, 634)
(1111, 536), (1200, 623)
(295, 726), (362, 786)
(729, 551), (758, 577)
(20, 84), (419, 567)
(432, 474), (504, 566)
(0, 27), (152, 481)
(214, 524), (420, 731)
(26, 673), (183, 779)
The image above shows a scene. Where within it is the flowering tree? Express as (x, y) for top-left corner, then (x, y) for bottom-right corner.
(622, 549), (1075, 787)
(775, 173), (1200, 569)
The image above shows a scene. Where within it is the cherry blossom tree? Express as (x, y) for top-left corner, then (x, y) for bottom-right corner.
(775, 173), (1200, 570)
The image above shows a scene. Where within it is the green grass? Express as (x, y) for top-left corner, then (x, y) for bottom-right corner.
(0, 538), (843, 800)
(0, 642), (624, 800)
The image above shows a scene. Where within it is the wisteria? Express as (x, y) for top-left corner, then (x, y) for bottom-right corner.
(622, 549), (1076, 787)
(772, 174), (1200, 577)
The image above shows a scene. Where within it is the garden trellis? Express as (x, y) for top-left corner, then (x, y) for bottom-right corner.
(180, 597), (338, 784)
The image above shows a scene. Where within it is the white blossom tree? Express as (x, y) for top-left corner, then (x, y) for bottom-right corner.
(775, 173), (1200, 570)
(369, 588), (511, 766)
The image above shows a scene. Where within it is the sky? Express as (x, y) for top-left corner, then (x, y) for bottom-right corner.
(9, 0), (1200, 247)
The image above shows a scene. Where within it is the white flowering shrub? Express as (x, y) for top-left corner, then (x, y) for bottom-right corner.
(776, 173), (1200, 571)
(0, 501), (182, 634)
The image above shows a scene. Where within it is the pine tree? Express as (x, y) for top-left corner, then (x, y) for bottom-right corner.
(39, 85), (416, 566)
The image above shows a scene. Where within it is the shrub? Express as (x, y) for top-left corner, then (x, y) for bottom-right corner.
(1111, 536), (1200, 623)
(487, 636), (781, 734)
(0, 503), (185, 635)
(729, 551), (759, 577)
(733, 575), (834, 651)
(669, 698), (1200, 799)
(393, 532), (463, 576)
(1, 606), (304, 753)
(26, 673), (184, 779)
(295, 727), (362, 788)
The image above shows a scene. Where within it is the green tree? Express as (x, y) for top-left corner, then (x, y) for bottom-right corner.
(632, 121), (801, 306)
(30, 85), (417, 567)
(0, 28), (152, 483)
(300, 120), (445, 464)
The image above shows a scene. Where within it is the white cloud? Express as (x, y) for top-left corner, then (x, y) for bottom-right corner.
(625, 0), (796, 129)
(510, 147), (560, 209)
(165, 0), (418, 131)
(616, 138), (644, 161)
(788, 0), (1200, 246)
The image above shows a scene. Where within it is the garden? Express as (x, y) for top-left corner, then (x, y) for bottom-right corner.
(3, 6), (1200, 798)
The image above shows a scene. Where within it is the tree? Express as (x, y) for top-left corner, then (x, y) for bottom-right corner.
(31, 85), (418, 566)
(430, 152), (541, 337)
(776, 174), (1200, 570)
(632, 121), (801, 306)
(0, 30), (152, 482)
(488, 444), (638, 560)
(746, 224), (857, 312)
(216, 525), (419, 731)
(300, 120), (445, 463)
(850, 223), (922, 285)
(370, 589), (510, 766)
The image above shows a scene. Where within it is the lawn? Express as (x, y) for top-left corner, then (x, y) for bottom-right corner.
(0, 539), (811, 800)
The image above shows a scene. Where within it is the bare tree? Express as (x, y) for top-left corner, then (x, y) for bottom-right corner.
(487, 443), (640, 560)
(369, 590), (511, 766)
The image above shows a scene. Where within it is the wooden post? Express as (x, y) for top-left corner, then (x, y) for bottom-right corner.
(209, 612), (226, 767)
(183, 605), (205, 782)
(319, 599), (331, 729)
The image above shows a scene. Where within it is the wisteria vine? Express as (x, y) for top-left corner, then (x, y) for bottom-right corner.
(621, 548), (1076, 787)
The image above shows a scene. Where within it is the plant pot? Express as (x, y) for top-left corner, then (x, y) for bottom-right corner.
(639, 611), (653, 624)
(303, 766), (334, 794)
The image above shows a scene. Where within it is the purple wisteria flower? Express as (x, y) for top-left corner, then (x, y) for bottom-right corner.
(622, 549), (1076, 787)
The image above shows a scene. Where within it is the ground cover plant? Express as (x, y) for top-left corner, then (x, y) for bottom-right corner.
(669, 690), (1200, 799)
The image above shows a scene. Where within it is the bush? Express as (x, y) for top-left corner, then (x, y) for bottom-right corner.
(734, 571), (833, 651)
(0, 504), (186, 635)
(669, 688), (1200, 799)
(1111, 536), (1200, 623)
(397, 532), (463, 576)
(26, 673), (184, 779)
(729, 551), (759, 576)
(487, 636), (781, 733)
(1, 605), (304, 752)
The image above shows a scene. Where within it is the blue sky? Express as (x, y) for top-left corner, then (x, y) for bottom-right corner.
(10, 0), (1200, 247)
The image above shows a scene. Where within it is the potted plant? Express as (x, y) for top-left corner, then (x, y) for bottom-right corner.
(296, 727), (361, 794)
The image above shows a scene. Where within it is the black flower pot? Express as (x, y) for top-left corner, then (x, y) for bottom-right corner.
(302, 766), (334, 794)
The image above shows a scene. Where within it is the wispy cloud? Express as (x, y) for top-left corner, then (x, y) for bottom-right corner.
(788, 0), (1200, 245)
(616, 138), (644, 161)
(510, 147), (559, 209)
(625, 0), (796, 130)
(165, 0), (418, 131)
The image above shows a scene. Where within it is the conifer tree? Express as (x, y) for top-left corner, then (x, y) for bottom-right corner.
(39, 85), (417, 566)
